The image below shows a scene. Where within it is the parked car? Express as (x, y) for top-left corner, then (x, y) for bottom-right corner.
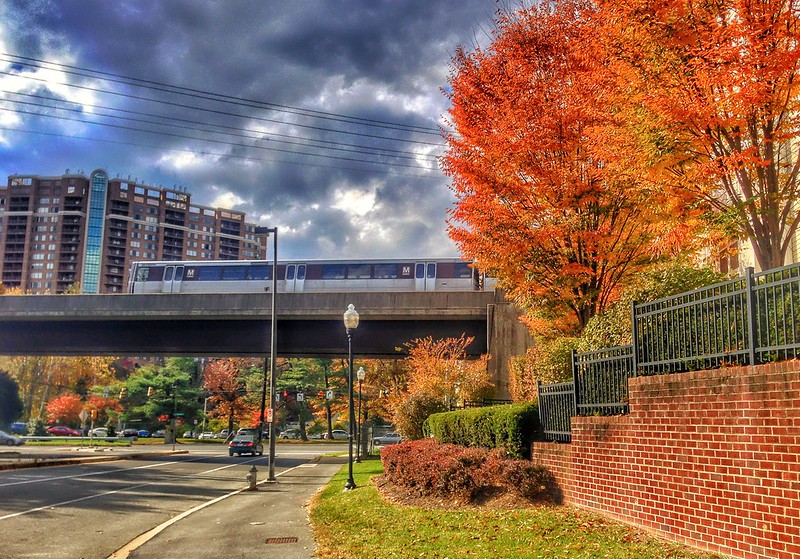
(120, 428), (139, 439)
(137, 429), (151, 438)
(152, 430), (166, 438)
(91, 427), (108, 437)
(279, 429), (301, 439)
(0, 430), (24, 446)
(309, 433), (326, 440)
(198, 431), (215, 439)
(228, 434), (264, 456)
(373, 432), (402, 445)
(46, 425), (81, 437)
(10, 422), (26, 435)
(326, 429), (349, 440)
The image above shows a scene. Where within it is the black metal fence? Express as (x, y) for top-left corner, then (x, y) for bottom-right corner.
(538, 264), (800, 442)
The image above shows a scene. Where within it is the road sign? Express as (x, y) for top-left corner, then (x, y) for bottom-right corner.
(297, 392), (304, 402)
(79, 409), (88, 422)
(267, 408), (273, 422)
(326, 390), (334, 400)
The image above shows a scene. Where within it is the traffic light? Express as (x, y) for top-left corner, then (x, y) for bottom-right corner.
(147, 386), (154, 397)
(91, 410), (98, 420)
(119, 387), (127, 399)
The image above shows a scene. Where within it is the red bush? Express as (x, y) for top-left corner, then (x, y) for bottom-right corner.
(380, 439), (557, 504)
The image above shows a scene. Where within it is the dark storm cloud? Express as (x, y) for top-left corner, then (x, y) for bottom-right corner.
(0, 0), (498, 258)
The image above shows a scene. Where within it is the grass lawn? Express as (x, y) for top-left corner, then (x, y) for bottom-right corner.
(310, 457), (727, 559)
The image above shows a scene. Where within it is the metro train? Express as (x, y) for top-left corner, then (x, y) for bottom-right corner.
(127, 258), (493, 294)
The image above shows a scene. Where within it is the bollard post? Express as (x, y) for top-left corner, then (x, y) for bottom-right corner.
(247, 465), (258, 491)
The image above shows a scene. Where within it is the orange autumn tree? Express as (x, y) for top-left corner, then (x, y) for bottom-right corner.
(597, 0), (800, 270)
(442, 0), (678, 332)
(45, 393), (83, 426)
(404, 335), (492, 408)
(203, 358), (257, 435)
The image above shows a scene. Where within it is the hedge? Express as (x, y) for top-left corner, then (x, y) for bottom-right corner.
(423, 403), (539, 459)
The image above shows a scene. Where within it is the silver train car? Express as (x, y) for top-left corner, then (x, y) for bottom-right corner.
(127, 258), (493, 294)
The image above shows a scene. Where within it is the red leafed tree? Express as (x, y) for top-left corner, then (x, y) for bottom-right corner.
(442, 0), (678, 332)
(203, 358), (256, 434)
(46, 393), (83, 425)
(597, 0), (800, 270)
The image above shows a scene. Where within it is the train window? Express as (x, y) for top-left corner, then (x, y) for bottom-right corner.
(321, 264), (346, 279)
(135, 267), (151, 281)
(297, 264), (306, 280)
(287, 265), (295, 280)
(165, 267), (174, 281)
(427, 263), (436, 278)
(347, 264), (372, 279)
(198, 266), (222, 281)
(453, 263), (473, 279)
(415, 263), (425, 279)
(374, 264), (398, 279)
(222, 266), (246, 280)
(175, 266), (184, 281)
(249, 265), (271, 280)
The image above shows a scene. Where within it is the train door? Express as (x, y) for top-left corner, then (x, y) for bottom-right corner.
(285, 263), (306, 292)
(161, 265), (184, 293)
(415, 261), (437, 291)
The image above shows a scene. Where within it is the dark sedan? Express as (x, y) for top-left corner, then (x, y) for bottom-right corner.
(228, 434), (264, 456)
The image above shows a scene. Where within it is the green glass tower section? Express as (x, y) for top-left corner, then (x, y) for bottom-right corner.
(82, 170), (109, 294)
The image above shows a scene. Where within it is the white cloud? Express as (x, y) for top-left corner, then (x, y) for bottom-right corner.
(211, 191), (247, 209)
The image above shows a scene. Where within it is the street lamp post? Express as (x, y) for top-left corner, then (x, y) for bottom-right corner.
(343, 304), (359, 491)
(355, 366), (365, 462)
(257, 227), (278, 483)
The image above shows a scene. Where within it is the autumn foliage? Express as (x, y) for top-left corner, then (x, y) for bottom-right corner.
(597, 0), (800, 271)
(443, 0), (678, 332)
(445, 0), (800, 332)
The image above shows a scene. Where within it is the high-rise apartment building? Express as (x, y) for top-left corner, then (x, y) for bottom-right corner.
(0, 169), (264, 294)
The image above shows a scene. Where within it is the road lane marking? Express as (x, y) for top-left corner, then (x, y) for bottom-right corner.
(0, 457), (207, 487)
(0, 482), (153, 520)
(0, 455), (271, 521)
(106, 464), (303, 559)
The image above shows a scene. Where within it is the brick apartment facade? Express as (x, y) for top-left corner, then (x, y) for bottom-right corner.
(0, 169), (264, 294)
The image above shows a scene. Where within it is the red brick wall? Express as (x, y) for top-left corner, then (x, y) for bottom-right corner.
(532, 362), (800, 559)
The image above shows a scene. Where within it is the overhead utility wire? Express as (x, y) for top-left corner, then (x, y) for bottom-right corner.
(0, 126), (443, 180)
(0, 53), (441, 136)
(3, 94), (438, 163)
(0, 69), (443, 148)
(4, 106), (433, 170)
(0, 90), (436, 159)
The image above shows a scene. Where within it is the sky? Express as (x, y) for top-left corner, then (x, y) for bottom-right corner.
(0, 0), (503, 260)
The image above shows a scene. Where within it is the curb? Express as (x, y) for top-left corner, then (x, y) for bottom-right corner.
(0, 449), (188, 471)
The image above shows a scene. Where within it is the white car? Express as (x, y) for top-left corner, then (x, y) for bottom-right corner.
(90, 427), (108, 437)
(0, 430), (24, 446)
(198, 431), (215, 439)
(373, 432), (402, 445)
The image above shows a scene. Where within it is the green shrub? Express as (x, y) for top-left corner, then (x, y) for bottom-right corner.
(394, 392), (448, 440)
(424, 402), (539, 459)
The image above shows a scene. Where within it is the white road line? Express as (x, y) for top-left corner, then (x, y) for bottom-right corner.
(107, 465), (301, 559)
(0, 456), (208, 487)
(0, 455), (273, 521)
(0, 482), (153, 520)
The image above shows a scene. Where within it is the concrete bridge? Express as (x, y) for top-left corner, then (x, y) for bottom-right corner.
(0, 290), (532, 398)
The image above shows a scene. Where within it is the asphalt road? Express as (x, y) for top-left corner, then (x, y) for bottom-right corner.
(0, 443), (349, 559)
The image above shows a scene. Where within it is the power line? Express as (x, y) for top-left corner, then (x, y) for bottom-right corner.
(0, 126), (444, 180)
(0, 90), (436, 159)
(2, 93), (440, 163)
(0, 53), (442, 135)
(0, 69), (444, 149)
(3, 106), (437, 170)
